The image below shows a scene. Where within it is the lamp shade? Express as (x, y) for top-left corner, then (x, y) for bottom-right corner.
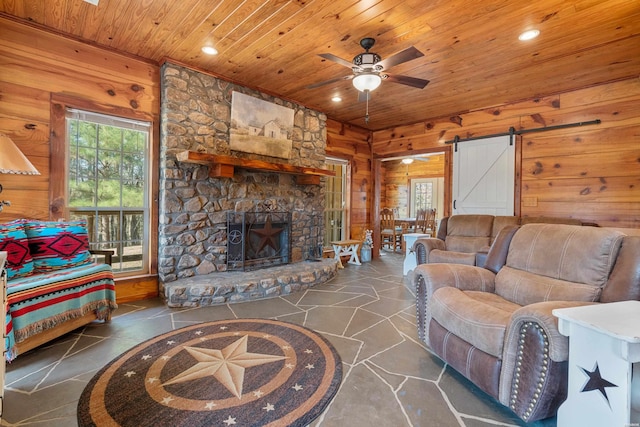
(352, 72), (382, 92)
(0, 133), (40, 175)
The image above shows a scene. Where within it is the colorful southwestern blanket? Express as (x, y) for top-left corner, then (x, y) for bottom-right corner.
(5, 262), (117, 361)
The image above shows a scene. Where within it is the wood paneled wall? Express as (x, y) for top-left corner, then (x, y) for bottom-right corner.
(326, 119), (372, 241)
(373, 78), (640, 229)
(0, 17), (160, 302)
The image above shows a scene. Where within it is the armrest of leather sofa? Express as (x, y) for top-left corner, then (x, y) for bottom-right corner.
(499, 300), (598, 422)
(413, 237), (445, 265)
(414, 263), (496, 345)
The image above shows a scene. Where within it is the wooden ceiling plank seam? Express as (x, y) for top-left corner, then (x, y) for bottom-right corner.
(117, 0), (176, 56)
(78, 0), (108, 40)
(164, 0), (253, 60)
(136, 0), (221, 59)
(214, 2), (302, 58)
(221, 0), (347, 69)
(0, 0), (25, 17)
(61, 0), (86, 35)
(149, 0), (227, 60)
(103, 0), (156, 50)
(240, 0), (400, 61)
(196, 0), (275, 49)
(86, 0), (123, 44)
(45, 0), (66, 29)
(219, 0), (291, 42)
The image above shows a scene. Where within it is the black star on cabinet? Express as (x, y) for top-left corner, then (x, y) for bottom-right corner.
(580, 362), (618, 405)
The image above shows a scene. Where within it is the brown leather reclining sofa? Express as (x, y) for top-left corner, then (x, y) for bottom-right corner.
(413, 223), (640, 422)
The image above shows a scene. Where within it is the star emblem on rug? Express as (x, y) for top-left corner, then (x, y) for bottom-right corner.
(579, 362), (618, 405)
(163, 335), (286, 398)
(78, 319), (342, 427)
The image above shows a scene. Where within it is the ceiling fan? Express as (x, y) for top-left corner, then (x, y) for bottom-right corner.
(308, 37), (429, 123)
(308, 37), (430, 94)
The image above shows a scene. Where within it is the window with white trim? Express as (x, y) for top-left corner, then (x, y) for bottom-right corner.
(66, 109), (151, 274)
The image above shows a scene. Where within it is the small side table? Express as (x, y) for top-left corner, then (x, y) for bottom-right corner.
(402, 233), (430, 276)
(330, 240), (362, 268)
(553, 301), (640, 427)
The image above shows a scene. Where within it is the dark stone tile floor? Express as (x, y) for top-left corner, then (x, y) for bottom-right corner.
(2, 251), (556, 426)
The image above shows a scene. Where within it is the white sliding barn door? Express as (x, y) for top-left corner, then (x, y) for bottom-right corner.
(452, 135), (515, 215)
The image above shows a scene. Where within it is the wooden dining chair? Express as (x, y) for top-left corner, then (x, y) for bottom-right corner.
(380, 208), (402, 252)
(413, 209), (427, 233)
(423, 208), (437, 237)
(414, 208), (436, 237)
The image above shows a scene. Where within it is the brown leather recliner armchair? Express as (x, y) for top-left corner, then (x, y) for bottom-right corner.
(414, 214), (584, 266)
(413, 223), (640, 422)
(414, 214), (519, 265)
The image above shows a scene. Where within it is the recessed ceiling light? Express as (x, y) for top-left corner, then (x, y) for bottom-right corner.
(201, 46), (218, 55)
(331, 96), (342, 102)
(518, 29), (540, 41)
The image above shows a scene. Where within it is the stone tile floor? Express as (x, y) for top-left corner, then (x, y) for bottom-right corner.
(2, 251), (556, 426)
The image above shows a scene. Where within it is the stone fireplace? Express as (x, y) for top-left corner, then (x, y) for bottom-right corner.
(158, 61), (334, 304)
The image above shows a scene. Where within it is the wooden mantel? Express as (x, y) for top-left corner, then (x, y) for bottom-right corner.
(176, 150), (336, 185)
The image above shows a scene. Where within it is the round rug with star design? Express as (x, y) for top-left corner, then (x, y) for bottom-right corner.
(77, 318), (342, 426)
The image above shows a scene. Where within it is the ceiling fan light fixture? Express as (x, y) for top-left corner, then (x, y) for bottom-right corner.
(401, 158), (414, 165)
(352, 72), (382, 92)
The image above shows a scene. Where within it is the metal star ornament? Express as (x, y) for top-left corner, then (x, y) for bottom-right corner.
(251, 215), (284, 253)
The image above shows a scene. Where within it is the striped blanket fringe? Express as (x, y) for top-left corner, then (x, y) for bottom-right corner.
(9, 301), (117, 362)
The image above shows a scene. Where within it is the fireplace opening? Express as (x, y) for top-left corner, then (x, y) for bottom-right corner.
(226, 211), (291, 271)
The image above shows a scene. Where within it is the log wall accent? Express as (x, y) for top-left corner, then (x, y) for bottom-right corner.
(373, 78), (640, 229)
(0, 17), (160, 301)
(326, 119), (372, 241)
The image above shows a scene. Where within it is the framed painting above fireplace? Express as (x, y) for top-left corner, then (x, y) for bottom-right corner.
(230, 91), (294, 159)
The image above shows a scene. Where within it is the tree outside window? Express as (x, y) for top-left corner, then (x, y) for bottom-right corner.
(66, 110), (150, 274)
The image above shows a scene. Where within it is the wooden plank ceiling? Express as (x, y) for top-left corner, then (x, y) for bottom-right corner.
(1, 0), (639, 131)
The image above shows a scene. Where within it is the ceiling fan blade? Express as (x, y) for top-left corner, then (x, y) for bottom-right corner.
(305, 74), (354, 89)
(318, 53), (356, 69)
(376, 46), (424, 70)
(383, 74), (430, 89)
